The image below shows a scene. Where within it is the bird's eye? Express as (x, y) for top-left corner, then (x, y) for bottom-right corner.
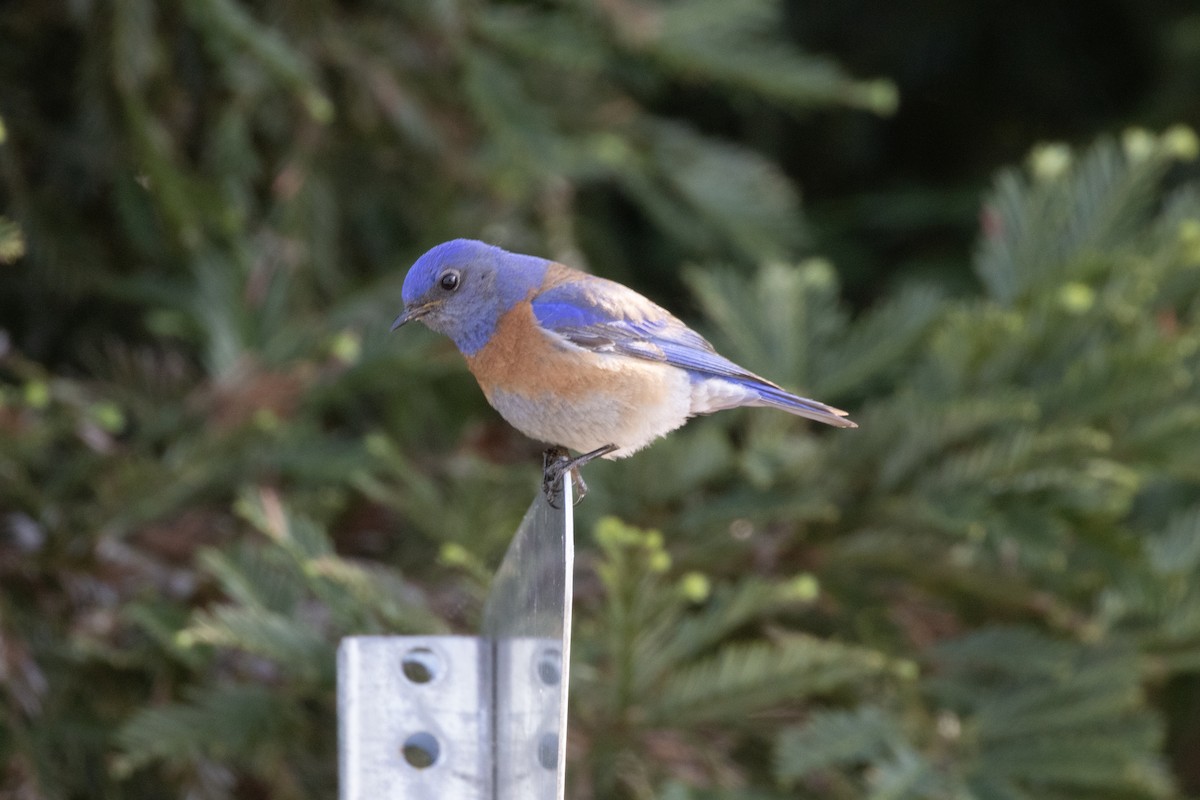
(439, 271), (460, 292)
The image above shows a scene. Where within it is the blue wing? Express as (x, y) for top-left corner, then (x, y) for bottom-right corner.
(531, 280), (750, 377)
(530, 279), (856, 427)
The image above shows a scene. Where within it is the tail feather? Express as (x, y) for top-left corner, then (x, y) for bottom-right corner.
(752, 384), (857, 429)
(688, 374), (858, 429)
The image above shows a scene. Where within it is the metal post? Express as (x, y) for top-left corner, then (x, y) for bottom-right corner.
(338, 480), (573, 799)
(338, 636), (489, 799)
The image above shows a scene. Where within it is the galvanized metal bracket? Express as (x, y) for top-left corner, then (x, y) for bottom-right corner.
(338, 481), (573, 799)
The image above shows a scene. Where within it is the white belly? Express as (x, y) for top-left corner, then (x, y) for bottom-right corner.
(486, 360), (695, 457)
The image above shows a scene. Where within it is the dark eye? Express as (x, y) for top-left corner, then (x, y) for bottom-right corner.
(439, 271), (460, 292)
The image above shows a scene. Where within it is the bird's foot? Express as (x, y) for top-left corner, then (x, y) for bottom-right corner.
(542, 447), (571, 507)
(542, 444), (619, 508)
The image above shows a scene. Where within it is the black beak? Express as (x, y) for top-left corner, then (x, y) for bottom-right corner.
(390, 303), (433, 331)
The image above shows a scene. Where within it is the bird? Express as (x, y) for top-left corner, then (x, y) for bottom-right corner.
(391, 239), (856, 503)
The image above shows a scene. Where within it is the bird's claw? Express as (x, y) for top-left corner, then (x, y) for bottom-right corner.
(541, 444), (618, 508)
(542, 447), (572, 508)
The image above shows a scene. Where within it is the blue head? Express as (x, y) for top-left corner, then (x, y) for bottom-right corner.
(392, 239), (550, 355)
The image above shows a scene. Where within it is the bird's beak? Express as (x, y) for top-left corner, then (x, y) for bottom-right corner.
(390, 302), (437, 331)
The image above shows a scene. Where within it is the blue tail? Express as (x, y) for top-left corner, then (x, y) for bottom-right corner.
(752, 383), (857, 428)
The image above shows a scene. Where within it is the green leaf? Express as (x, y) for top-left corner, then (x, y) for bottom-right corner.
(775, 707), (901, 782)
(974, 136), (1176, 304)
(115, 684), (297, 774)
(647, 636), (892, 726)
(177, 605), (334, 681)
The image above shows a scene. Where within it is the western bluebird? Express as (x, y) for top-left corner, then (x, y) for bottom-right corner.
(392, 239), (856, 501)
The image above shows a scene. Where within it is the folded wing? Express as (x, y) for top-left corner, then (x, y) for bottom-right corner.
(530, 278), (855, 428)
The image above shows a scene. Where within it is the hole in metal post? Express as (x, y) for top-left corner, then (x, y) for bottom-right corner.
(401, 732), (440, 768)
(535, 647), (561, 685)
(537, 731), (558, 770)
(401, 647), (441, 684)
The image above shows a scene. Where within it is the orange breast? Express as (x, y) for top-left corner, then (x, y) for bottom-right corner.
(464, 301), (608, 402)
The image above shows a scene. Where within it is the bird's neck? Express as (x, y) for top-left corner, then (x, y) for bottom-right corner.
(453, 313), (502, 356)
(452, 254), (550, 356)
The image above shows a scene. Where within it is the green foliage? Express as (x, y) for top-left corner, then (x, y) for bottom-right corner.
(935, 629), (1166, 797)
(774, 630), (1170, 799)
(0, 217), (22, 264)
(4, 1), (1200, 798)
(775, 707), (903, 785)
(103, 489), (444, 797)
(571, 518), (901, 797)
(581, 130), (1200, 798)
(0, 114), (23, 270)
